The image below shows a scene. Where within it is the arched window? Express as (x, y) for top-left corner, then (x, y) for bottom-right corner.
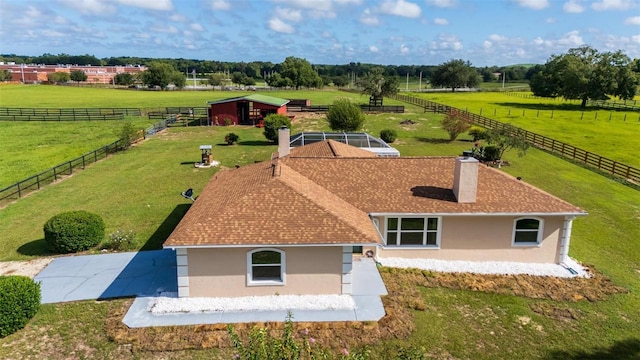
(247, 248), (285, 286)
(513, 218), (543, 245)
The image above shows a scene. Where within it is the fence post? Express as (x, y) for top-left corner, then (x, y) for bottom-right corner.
(17, 182), (21, 198)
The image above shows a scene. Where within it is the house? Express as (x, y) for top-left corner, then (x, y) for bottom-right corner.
(164, 128), (586, 298)
(207, 94), (289, 126)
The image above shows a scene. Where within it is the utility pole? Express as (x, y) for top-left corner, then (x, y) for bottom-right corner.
(419, 71), (422, 91)
(406, 73), (409, 91)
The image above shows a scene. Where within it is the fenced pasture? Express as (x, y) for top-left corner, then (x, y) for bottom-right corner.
(0, 119), (153, 186)
(411, 91), (640, 168)
(0, 107), (141, 121)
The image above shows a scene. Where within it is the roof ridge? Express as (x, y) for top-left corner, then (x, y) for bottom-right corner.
(277, 163), (381, 243)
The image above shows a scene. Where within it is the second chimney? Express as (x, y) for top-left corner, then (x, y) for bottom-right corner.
(452, 156), (479, 203)
(278, 126), (290, 158)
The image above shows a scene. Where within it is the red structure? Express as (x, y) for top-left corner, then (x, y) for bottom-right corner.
(207, 94), (289, 126)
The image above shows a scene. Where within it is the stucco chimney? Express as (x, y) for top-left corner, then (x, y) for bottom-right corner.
(278, 126), (290, 158)
(452, 156), (479, 203)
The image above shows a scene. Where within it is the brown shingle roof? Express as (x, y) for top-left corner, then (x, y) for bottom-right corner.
(165, 143), (584, 247)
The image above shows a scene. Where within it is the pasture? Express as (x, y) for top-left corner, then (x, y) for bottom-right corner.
(0, 85), (638, 359)
(413, 91), (640, 168)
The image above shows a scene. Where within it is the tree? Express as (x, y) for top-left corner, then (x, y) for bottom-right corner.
(326, 99), (365, 132)
(263, 114), (292, 143)
(531, 46), (638, 107)
(431, 59), (480, 92)
(357, 67), (399, 105)
(69, 70), (87, 82)
(441, 110), (472, 141)
(47, 72), (70, 83)
(332, 75), (349, 87)
(279, 56), (322, 89)
(206, 73), (225, 87)
(265, 73), (292, 88)
(0, 70), (11, 81)
(114, 72), (134, 86)
(139, 61), (185, 89)
(484, 124), (529, 160)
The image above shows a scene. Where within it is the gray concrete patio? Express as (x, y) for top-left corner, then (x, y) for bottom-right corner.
(122, 257), (387, 328)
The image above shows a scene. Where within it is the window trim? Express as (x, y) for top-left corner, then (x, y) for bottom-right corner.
(512, 217), (544, 247)
(246, 248), (286, 286)
(384, 216), (441, 248)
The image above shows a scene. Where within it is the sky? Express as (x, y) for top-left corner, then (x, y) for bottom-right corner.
(0, 0), (639, 67)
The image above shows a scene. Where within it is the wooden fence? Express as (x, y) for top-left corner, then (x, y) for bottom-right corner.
(0, 140), (129, 206)
(391, 93), (640, 184)
(587, 99), (640, 111)
(0, 115), (175, 206)
(0, 107), (141, 121)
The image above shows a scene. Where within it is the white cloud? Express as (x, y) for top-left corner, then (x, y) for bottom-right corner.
(379, 0), (422, 18)
(625, 16), (640, 25)
(272, 0), (333, 11)
(563, 0), (585, 13)
(170, 13), (187, 22)
(275, 7), (303, 22)
(116, 0), (173, 11)
(400, 44), (410, 54)
(190, 23), (205, 31)
(59, 0), (117, 15)
(433, 17), (449, 25)
(533, 37), (544, 45)
(546, 17), (556, 23)
(592, 0), (635, 11)
(431, 33), (463, 50)
(151, 24), (179, 34)
(321, 31), (332, 38)
(370, 45), (379, 52)
(557, 30), (584, 46)
(360, 8), (380, 25)
(268, 17), (295, 33)
(211, 0), (231, 10)
(425, 0), (456, 7)
(488, 34), (507, 41)
(483, 40), (492, 49)
(514, 0), (549, 10)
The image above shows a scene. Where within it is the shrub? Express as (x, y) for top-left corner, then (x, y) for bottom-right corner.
(468, 127), (487, 141)
(327, 98), (365, 132)
(482, 145), (501, 162)
(379, 129), (397, 143)
(263, 114), (292, 143)
(105, 229), (136, 251)
(116, 121), (140, 150)
(0, 276), (40, 337)
(44, 211), (105, 253)
(441, 111), (472, 141)
(225, 133), (239, 145)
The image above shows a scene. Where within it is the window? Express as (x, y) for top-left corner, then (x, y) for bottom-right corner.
(513, 218), (543, 245)
(247, 249), (285, 285)
(386, 217), (440, 247)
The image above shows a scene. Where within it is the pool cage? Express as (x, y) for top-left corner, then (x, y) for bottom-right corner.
(289, 132), (400, 157)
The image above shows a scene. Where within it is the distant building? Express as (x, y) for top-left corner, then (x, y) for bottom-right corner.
(0, 64), (147, 84)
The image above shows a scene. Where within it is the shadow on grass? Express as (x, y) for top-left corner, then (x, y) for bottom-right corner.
(492, 102), (586, 111)
(543, 338), (640, 360)
(139, 203), (191, 251)
(180, 161), (197, 166)
(17, 238), (55, 257)
(237, 140), (274, 146)
(416, 137), (451, 144)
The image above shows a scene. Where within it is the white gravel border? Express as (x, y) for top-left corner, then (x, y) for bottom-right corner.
(149, 294), (356, 314)
(378, 257), (589, 278)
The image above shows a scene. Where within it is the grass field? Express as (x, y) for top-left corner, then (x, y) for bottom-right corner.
(412, 91), (640, 168)
(0, 86), (638, 359)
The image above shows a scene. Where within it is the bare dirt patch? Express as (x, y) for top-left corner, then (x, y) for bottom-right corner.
(0, 258), (53, 278)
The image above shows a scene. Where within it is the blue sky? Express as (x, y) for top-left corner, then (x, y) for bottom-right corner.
(1, 0), (638, 66)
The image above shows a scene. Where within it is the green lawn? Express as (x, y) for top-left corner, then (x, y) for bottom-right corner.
(412, 91), (640, 168)
(0, 86), (638, 359)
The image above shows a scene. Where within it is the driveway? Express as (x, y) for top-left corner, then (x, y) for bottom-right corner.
(34, 249), (177, 304)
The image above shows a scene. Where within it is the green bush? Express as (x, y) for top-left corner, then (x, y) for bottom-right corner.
(116, 121), (140, 150)
(327, 98), (365, 132)
(379, 129), (397, 143)
(482, 145), (501, 162)
(44, 210), (105, 253)
(468, 127), (487, 141)
(225, 133), (239, 145)
(0, 276), (40, 337)
(263, 114), (292, 143)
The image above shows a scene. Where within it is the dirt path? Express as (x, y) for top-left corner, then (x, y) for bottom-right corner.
(0, 258), (53, 278)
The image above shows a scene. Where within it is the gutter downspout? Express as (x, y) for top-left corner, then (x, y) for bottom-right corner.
(558, 216), (576, 264)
